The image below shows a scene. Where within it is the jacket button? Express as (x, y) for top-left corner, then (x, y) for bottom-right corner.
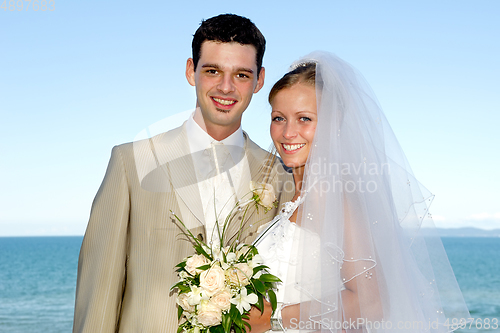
(197, 233), (204, 241)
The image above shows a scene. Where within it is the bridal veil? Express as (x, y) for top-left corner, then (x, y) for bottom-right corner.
(283, 51), (469, 332)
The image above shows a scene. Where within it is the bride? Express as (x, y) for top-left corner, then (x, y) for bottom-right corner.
(250, 52), (469, 332)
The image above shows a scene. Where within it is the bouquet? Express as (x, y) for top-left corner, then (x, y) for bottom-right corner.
(170, 182), (280, 333)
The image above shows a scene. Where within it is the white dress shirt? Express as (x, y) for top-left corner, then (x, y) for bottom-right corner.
(185, 114), (250, 244)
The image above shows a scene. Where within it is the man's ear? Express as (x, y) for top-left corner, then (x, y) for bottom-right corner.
(253, 67), (265, 93)
(186, 58), (196, 86)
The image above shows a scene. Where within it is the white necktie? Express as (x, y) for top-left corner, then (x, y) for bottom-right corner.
(203, 142), (236, 245)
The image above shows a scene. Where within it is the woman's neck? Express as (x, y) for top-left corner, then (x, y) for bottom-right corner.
(292, 167), (304, 201)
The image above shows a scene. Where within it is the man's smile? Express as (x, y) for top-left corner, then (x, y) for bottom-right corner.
(212, 97), (237, 106)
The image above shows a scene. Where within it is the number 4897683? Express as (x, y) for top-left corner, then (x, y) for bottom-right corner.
(1, 0), (55, 11)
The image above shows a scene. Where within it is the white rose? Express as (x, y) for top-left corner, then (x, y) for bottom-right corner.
(197, 300), (222, 327)
(250, 181), (277, 210)
(226, 263), (253, 286)
(211, 288), (232, 311)
(176, 293), (195, 313)
(199, 265), (226, 296)
(185, 254), (209, 276)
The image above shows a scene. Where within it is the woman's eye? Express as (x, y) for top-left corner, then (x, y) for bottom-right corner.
(300, 117), (312, 122)
(272, 116), (284, 122)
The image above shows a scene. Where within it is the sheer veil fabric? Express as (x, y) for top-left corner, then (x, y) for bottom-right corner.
(283, 52), (469, 332)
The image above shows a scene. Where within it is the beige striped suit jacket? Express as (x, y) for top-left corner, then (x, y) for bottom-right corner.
(73, 123), (294, 333)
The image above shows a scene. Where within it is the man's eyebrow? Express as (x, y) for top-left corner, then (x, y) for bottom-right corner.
(236, 67), (254, 74)
(201, 64), (254, 74)
(201, 63), (220, 69)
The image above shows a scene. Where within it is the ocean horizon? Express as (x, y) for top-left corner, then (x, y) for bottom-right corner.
(0, 236), (499, 332)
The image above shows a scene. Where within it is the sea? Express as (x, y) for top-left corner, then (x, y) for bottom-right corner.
(0, 236), (499, 332)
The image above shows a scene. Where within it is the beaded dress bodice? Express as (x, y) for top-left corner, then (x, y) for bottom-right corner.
(254, 196), (307, 304)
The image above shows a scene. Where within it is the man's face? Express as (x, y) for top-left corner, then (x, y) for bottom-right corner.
(186, 41), (265, 138)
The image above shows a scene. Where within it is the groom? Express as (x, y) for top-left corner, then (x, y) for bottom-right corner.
(73, 14), (293, 333)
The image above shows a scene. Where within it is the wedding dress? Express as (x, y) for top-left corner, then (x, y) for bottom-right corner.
(254, 196), (309, 306)
(254, 196), (309, 333)
(255, 195), (330, 333)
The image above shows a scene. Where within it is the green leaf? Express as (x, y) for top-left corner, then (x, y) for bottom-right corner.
(243, 320), (252, 331)
(259, 273), (282, 283)
(177, 321), (188, 333)
(212, 325), (224, 333)
(193, 244), (211, 260)
(252, 265), (270, 274)
(177, 284), (190, 293)
(175, 261), (187, 268)
(234, 316), (245, 329)
(268, 289), (277, 313)
(264, 281), (275, 288)
(257, 293), (264, 314)
(230, 305), (245, 328)
(196, 264), (211, 271)
(170, 281), (183, 291)
(222, 313), (231, 333)
(229, 305), (239, 320)
(177, 305), (183, 320)
(222, 250), (227, 263)
(253, 279), (266, 294)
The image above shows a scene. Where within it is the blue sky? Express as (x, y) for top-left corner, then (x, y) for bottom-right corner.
(1, 0), (499, 236)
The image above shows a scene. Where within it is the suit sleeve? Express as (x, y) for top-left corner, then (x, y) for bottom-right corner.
(73, 146), (130, 333)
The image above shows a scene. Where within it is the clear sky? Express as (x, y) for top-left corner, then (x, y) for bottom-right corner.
(1, 0), (499, 236)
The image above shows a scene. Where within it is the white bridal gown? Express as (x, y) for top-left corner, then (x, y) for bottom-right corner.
(254, 196), (320, 332)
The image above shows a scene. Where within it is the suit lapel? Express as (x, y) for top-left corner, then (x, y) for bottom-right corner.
(151, 124), (205, 228)
(235, 133), (269, 200)
(224, 134), (274, 244)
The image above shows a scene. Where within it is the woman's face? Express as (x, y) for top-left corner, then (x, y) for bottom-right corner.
(270, 83), (317, 171)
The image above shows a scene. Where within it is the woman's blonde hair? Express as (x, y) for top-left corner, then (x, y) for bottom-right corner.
(268, 62), (317, 104)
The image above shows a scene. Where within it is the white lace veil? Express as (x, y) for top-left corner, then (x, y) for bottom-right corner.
(282, 51), (469, 332)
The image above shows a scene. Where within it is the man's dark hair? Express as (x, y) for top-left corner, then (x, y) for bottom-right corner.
(192, 14), (266, 77)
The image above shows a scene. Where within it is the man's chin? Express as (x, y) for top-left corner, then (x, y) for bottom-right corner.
(215, 108), (231, 113)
